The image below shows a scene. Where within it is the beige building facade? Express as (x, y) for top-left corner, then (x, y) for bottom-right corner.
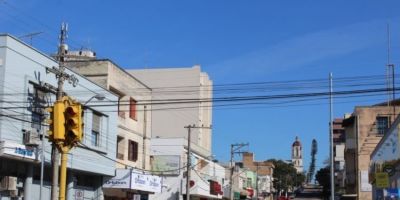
(343, 105), (400, 200)
(66, 59), (156, 198)
(129, 65), (213, 154)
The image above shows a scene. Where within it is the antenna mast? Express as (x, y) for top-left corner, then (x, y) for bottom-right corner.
(386, 24), (396, 113)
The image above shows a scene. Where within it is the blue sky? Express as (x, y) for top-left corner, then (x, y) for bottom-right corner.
(1, 0), (400, 171)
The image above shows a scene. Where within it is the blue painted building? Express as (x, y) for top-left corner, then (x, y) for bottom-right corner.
(0, 34), (118, 199)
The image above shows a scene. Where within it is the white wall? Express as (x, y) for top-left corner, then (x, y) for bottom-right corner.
(0, 34), (118, 176)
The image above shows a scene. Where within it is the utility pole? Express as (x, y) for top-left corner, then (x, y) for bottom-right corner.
(47, 23), (79, 200)
(255, 163), (259, 200)
(184, 124), (211, 200)
(329, 73), (334, 200)
(229, 143), (249, 200)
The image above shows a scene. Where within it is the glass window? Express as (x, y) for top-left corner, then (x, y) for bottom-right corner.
(91, 130), (99, 146)
(377, 117), (389, 135)
(91, 112), (101, 146)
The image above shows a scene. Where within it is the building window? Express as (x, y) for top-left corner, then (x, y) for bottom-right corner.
(116, 136), (124, 160)
(91, 112), (101, 146)
(91, 131), (99, 146)
(29, 85), (49, 131)
(128, 140), (138, 162)
(376, 116), (389, 135)
(129, 98), (137, 120)
(247, 178), (252, 188)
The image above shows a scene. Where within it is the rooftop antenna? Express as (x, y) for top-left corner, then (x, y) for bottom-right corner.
(386, 24), (396, 113)
(19, 31), (43, 45)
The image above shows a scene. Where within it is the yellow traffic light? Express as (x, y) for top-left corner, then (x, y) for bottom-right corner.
(46, 101), (65, 141)
(64, 103), (83, 143)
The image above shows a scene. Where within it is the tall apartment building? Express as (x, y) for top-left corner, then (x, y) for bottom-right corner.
(129, 66), (213, 155)
(66, 59), (162, 199)
(0, 34), (118, 199)
(129, 66), (215, 199)
(343, 104), (400, 200)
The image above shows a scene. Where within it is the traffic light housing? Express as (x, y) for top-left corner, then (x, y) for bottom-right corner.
(64, 103), (83, 144)
(46, 101), (65, 141)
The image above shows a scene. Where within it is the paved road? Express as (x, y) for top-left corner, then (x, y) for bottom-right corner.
(294, 184), (323, 200)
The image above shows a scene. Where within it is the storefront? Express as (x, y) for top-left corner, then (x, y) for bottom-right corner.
(370, 116), (400, 200)
(103, 169), (162, 200)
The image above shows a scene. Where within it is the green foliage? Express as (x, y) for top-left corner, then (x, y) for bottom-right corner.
(315, 166), (330, 197)
(267, 159), (305, 193)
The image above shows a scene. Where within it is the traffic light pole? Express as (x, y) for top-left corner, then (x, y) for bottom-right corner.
(50, 23), (67, 200)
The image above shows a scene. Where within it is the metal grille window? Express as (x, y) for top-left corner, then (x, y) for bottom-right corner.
(376, 117), (389, 135)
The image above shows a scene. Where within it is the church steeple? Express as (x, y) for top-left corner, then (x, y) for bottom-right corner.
(291, 136), (303, 173)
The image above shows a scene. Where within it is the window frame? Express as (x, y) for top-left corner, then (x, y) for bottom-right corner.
(128, 140), (138, 162)
(129, 98), (137, 120)
(376, 116), (390, 135)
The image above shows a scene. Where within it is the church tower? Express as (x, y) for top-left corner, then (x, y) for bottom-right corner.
(291, 136), (303, 173)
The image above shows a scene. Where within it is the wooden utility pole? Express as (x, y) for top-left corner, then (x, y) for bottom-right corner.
(229, 143), (249, 200)
(47, 22), (79, 200)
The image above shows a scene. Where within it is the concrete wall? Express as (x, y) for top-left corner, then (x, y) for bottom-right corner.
(129, 66), (212, 156)
(67, 60), (153, 170)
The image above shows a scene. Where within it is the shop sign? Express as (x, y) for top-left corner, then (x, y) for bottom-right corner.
(384, 165), (395, 176)
(385, 188), (400, 198)
(0, 141), (39, 161)
(131, 172), (162, 193)
(103, 169), (131, 188)
(375, 172), (389, 189)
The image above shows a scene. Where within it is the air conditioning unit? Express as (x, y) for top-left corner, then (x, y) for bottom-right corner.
(23, 130), (40, 146)
(0, 176), (17, 191)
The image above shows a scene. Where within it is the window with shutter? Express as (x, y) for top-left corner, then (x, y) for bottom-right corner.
(128, 140), (138, 162)
(129, 98), (137, 120)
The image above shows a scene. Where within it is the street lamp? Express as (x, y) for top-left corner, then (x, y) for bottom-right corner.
(84, 93), (106, 105)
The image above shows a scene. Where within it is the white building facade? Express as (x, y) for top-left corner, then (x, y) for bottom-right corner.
(0, 34), (118, 199)
(150, 138), (225, 200)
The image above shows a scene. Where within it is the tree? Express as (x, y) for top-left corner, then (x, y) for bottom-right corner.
(307, 139), (318, 183)
(267, 159), (305, 195)
(315, 166), (330, 198)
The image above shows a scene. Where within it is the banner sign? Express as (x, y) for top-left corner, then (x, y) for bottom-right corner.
(103, 169), (131, 188)
(151, 155), (180, 175)
(375, 172), (389, 189)
(131, 171), (162, 193)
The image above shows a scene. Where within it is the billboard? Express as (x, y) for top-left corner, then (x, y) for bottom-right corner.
(151, 155), (180, 175)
